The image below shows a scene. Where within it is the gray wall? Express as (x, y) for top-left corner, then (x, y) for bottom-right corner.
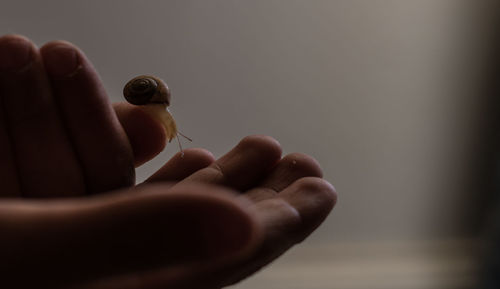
(1, 0), (495, 243)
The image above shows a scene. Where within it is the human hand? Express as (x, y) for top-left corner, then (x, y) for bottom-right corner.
(138, 136), (337, 289)
(0, 34), (337, 289)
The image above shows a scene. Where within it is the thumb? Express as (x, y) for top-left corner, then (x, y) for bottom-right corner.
(0, 183), (260, 288)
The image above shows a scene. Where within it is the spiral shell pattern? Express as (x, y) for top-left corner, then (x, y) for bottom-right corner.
(123, 75), (170, 105)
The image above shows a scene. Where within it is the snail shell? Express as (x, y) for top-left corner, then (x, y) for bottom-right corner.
(123, 75), (171, 106)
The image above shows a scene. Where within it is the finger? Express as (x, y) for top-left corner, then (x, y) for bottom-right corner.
(0, 183), (261, 288)
(0, 35), (22, 197)
(277, 177), (337, 238)
(40, 41), (134, 193)
(244, 153), (323, 202)
(0, 35), (84, 197)
(145, 148), (215, 183)
(204, 177), (337, 287)
(113, 102), (167, 167)
(178, 135), (282, 191)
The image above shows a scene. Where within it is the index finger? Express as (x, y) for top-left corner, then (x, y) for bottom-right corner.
(40, 42), (135, 193)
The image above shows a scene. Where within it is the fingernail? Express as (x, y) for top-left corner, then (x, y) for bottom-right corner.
(43, 44), (80, 77)
(0, 35), (33, 72)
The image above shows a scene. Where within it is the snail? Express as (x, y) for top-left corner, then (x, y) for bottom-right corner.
(123, 75), (191, 154)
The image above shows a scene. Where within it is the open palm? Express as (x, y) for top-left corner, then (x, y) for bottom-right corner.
(0, 35), (336, 289)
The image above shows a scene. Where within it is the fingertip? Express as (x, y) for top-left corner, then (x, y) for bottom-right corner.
(0, 34), (35, 72)
(320, 178), (338, 209)
(294, 177), (338, 210)
(280, 177), (337, 237)
(113, 102), (167, 167)
(40, 39), (76, 50)
(172, 148), (216, 166)
(282, 153), (324, 178)
(40, 40), (83, 77)
(238, 135), (282, 160)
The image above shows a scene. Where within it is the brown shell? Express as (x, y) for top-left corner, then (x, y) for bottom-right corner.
(123, 75), (171, 106)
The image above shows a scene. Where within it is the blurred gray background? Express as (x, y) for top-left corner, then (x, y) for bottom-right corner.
(1, 1), (497, 288)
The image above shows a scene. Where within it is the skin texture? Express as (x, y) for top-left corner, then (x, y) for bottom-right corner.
(0, 34), (337, 289)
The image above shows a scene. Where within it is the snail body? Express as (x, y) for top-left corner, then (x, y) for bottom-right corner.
(123, 75), (190, 152)
(138, 103), (178, 142)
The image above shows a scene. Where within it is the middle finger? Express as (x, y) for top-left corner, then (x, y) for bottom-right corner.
(0, 35), (84, 197)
